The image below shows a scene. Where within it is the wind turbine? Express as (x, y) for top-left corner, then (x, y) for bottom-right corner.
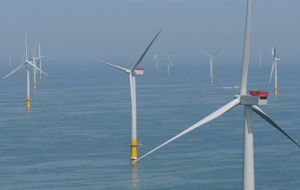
(37, 42), (43, 80)
(30, 43), (44, 92)
(259, 53), (262, 68)
(134, 1), (300, 190)
(93, 29), (161, 163)
(3, 33), (47, 112)
(201, 48), (221, 84)
(269, 47), (280, 96)
(32, 47), (38, 92)
(153, 54), (159, 72)
(166, 54), (173, 75)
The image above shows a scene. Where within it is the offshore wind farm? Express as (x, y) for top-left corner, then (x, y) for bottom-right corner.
(1, 0), (300, 190)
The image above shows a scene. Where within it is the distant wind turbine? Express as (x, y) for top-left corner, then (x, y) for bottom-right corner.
(153, 54), (159, 72)
(93, 29), (161, 163)
(3, 32), (48, 111)
(269, 47), (280, 96)
(32, 47), (38, 92)
(201, 48), (221, 84)
(37, 43), (43, 80)
(166, 54), (173, 75)
(134, 1), (300, 190)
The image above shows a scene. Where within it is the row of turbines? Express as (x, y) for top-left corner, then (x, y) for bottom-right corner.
(93, 0), (299, 190)
(152, 54), (173, 75)
(152, 46), (281, 97)
(4, 33), (47, 112)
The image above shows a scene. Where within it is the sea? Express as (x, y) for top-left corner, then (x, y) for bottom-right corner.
(0, 59), (299, 189)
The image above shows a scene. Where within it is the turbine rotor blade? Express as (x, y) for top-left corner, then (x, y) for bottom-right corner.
(153, 55), (157, 62)
(212, 48), (222, 56)
(239, 0), (252, 95)
(91, 57), (130, 73)
(252, 105), (300, 148)
(26, 61), (48, 76)
(273, 47), (277, 58)
(3, 62), (25, 79)
(200, 51), (211, 57)
(131, 29), (162, 70)
(133, 98), (241, 163)
(269, 62), (275, 83)
(25, 31), (28, 60)
(167, 55), (173, 66)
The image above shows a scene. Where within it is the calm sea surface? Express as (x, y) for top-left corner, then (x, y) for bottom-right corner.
(0, 60), (300, 189)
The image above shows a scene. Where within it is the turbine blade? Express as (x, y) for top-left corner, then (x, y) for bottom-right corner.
(3, 62), (25, 79)
(38, 42), (41, 57)
(133, 98), (241, 163)
(212, 48), (222, 56)
(26, 61), (48, 76)
(32, 46), (37, 58)
(269, 62), (275, 83)
(271, 47), (275, 59)
(252, 105), (300, 148)
(167, 55), (173, 66)
(25, 31), (28, 60)
(239, 0), (252, 95)
(274, 47), (277, 58)
(91, 57), (130, 73)
(153, 55), (157, 62)
(200, 51), (211, 57)
(131, 29), (162, 70)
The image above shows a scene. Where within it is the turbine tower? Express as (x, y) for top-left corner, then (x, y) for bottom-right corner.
(32, 48), (38, 92)
(3, 33), (47, 112)
(166, 54), (173, 76)
(269, 47), (280, 96)
(93, 29), (161, 163)
(37, 43), (43, 80)
(153, 54), (159, 72)
(134, 1), (300, 190)
(201, 48), (221, 84)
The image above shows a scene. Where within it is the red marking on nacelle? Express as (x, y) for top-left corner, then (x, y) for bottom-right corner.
(249, 90), (269, 97)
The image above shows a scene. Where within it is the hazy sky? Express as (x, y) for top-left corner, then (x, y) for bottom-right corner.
(0, 0), (299, 64)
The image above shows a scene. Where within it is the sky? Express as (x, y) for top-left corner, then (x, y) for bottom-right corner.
(0, 0), (299, 65)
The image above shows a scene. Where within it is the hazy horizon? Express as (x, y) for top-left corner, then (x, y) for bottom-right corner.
(1, 0), (299, 64)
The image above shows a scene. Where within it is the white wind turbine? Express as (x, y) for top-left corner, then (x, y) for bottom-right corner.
(93, 29), (161, 163)
(166, 54), (173, 76)
(37, 43), (43, 80)
(269, 47), (280, 96)
(201, 48), (221, 84)
(134, 1), (300, 190)
(32, 48), (38, 92)
(31, 43), (44, 92)
(153, 54), (159, 72)
(3, 33), (48, 112)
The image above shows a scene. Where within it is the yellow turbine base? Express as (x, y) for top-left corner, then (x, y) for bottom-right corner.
(130, 139), (138, 163)
(26, 97), (31, 112)
(274, 87), (278, 96)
